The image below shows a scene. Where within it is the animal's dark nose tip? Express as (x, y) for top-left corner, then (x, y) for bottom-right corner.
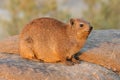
(89, 26), (93, 31)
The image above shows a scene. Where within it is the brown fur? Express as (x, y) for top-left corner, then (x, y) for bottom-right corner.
(0, 17), (92, 65)
(19, 17), (92, 65)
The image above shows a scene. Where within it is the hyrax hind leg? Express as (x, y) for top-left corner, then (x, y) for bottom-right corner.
(19, 37), (36, 60)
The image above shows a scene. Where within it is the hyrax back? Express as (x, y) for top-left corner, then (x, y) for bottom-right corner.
(19, 17), (92, 65)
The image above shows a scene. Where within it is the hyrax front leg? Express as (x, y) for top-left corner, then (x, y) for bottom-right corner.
(59, 55), (74, 65)
(62, 59), (74, 66)
(67, 53), (80, 64)
(71, 54), (80, 64)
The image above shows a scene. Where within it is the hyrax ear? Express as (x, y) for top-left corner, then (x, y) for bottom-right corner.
(70, 18), (75, 26)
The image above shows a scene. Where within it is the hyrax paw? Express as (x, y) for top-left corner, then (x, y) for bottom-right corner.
(71, 57), (80, 64)
(63, 61), (74, 66)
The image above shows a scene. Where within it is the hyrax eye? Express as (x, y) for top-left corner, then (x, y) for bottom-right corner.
(80, 23), (84, 27)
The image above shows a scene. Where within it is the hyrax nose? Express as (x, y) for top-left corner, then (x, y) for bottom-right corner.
(89, 26), (93, 31)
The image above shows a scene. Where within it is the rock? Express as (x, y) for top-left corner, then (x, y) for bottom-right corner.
(0, 30), (120, 80)
(79, 30), (120, 74)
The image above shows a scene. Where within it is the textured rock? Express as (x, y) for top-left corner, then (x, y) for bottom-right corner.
(79, 30), (120, 73)
(0, 30), (120, 80)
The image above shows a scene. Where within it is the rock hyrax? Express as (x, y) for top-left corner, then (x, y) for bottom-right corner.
(19, 17), (93, 65)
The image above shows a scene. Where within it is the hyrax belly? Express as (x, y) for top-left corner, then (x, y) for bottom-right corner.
(33, 39), (61, 62)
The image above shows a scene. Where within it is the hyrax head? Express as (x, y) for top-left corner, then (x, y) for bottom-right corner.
(69, 18), (93, 39)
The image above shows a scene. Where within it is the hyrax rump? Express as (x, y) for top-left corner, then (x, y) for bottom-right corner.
(19, 17), (93, 65)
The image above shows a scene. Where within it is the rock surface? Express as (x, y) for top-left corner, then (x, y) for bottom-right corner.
(79, 30), (120, 74)
(0, 30), (120, 80)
